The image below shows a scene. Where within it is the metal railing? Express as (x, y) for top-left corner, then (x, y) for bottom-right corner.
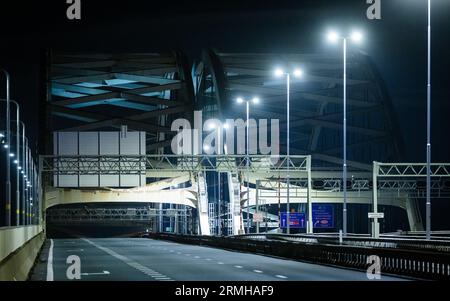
(148, 233), (450, 280)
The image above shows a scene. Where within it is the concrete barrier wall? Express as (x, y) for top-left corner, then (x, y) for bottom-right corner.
(0, 225), (44, 281)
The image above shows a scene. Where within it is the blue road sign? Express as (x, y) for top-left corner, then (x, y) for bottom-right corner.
(280, 204), (334, 229)
(280, 212), (306, 228)
(312, 204), (334, 228)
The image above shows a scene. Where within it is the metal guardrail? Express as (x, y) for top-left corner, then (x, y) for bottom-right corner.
(238, 233), (450, 252)
(148, 233), (450, 280)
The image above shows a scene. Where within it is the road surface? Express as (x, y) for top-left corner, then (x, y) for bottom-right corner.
(30, 238), (405, 281)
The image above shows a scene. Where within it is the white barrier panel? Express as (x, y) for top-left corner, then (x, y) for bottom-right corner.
(53, 131), (146, 188)
(0, 225), (43, 263)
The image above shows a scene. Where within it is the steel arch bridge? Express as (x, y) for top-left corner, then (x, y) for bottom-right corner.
(193, 50), (404, 171)
(40, 50), (448, 237)
(42, 51), (195, 154)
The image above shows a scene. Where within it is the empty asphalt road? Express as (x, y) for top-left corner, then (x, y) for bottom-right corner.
(30, 238), (405, 281)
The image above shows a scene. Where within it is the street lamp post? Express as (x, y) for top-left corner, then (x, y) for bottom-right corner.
(1, 99), (23, 226)
(274, 68), (303, 234)
(425, 0), (432, 241)
(326, 30), (363, 237)
(19, 121), (26, 225)
(237, 97), (259, 234)
(1, 68), (11, 226)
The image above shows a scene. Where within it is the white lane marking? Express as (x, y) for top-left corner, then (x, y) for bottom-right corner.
(205, 258), (212, 261)
(82, 238), (172, 281)
(194, 256), (200, 259)
(217, 262), (224, 265)
(275, 275), (288, 279)
(169, 250), (174, 253)
(234, 265), (243, 269)
(253, 270), (263, 273)
(80, 271), (110, 276)
(66, 249), (84, 252)
(177, 252), (181, 255)
(46, 239), (54, 281)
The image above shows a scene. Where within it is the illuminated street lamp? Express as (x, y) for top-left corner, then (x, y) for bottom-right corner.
(274, 68), (303, 234)
(236, 96), (259, 234)
(425, 0), (432, 240)
(326, 29), (363, 237)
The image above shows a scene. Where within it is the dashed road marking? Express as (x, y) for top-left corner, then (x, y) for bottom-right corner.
(253, 270), (263, 273)
(80, 271), (110, 276)
(46, 239), (54, 281)
(82, 238), (173, 281)
(275, 275), (288, 279)
(217, 262), (224, 265)
(234, 265), (243, 269)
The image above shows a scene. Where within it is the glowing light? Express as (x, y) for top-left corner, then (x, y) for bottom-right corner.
(252, 97), (260, 104)
(274, 68), (284, 77)
(350, 31), (363, 43)
(293, 69), (303, 78)
(327, 31), (340, 43)
(236, 97), (244, 104)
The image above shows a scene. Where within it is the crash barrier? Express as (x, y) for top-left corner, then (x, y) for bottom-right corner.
(148, 233), (450, 280)
(240, 233), (450, 252)
(0, 226), (44, 281)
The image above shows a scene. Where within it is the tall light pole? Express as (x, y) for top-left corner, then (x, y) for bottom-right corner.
(19, 121), (26, 225)
(1, 99), (21, 226)
(425, 0), (432, 240)
(1, 69), (11, 226)
(274, 68), (303, 234)
(327, 30), (363, 236)
(237, 96), (259, 234)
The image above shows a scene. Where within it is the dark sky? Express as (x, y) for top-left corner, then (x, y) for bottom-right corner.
(0, 0), (449, 161)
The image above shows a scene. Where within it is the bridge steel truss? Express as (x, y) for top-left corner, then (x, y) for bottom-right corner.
(40, 154), (312, 235)
(40, 51), (450, 237)
(194, 51), (404, 172)
(372, 162), (450, 238)
(42, 52), (195, 154)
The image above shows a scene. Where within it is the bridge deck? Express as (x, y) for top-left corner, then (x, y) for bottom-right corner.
(30, 238), (405, 281)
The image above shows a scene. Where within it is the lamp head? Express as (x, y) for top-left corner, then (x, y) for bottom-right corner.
(274, 68), (284, 77)
(350, 31), (363, 43)
(293, 69), (303, 78)
(327, 31), (340, 43)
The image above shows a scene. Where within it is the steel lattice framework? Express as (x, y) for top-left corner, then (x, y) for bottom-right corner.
(43, 52), (195, 154)
(194, 51), (404, 171)
(40, 154), (309, 175)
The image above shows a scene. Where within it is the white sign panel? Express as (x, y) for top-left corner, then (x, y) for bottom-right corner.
(253, 213), (264, 223)
(368, 212), (384, 219)
(53, 131), (146, 188)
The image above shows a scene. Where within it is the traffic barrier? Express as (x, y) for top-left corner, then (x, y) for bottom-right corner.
(148, 232), (450, 280)
(0, 225), (44, 281)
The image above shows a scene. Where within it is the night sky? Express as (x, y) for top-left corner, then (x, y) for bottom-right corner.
(0, 0), (449, 160)
(0, 0), (449, 226)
